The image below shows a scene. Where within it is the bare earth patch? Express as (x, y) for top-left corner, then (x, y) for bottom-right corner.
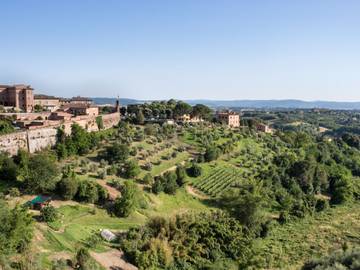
(96, 180), (121, 200)
(90, 249), (138, 270)
(186, 185), (210, 200)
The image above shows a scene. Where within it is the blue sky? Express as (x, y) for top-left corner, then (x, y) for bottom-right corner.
(1, 0), (360, 100)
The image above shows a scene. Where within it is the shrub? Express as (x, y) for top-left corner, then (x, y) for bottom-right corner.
(8, 187), (20, 197)
(187, 163), (202, 177)
(41, 205), (58, 223)
(107, 164), (118, 176)
(98, 170), (107, 179)
(122, 160), (141, 179)
(143, 173), (153, 185)
(58, 172), (79, 200)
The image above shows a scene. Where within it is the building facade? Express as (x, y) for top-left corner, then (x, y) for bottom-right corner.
(34, 94), (60, 112)
(0, 84), (34, 112)
(217, 111), (240, 127)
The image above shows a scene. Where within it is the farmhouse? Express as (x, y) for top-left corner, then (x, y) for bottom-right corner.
(256, 123), (272, 133)
(217, 111), (240, 128)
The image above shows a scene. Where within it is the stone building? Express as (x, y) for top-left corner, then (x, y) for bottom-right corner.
(64, 104), (99, 117)
(217, 111), (240, 128)
(256, 123), (272, 133)
(70, 96), (93, 105)
(34, 94), (60, 112)
(0, 84), (34, 112)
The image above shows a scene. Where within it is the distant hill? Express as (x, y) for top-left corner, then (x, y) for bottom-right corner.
(92, 97), (360, 110)
(92, 97), (143, 106)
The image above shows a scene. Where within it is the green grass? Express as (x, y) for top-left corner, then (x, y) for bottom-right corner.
(144, 188), (210, 217)
(41, 204), (146, 253)
(256, 203), (360, 269)
(40, 188), (208, 255)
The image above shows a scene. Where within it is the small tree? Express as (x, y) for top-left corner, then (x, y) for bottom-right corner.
(58, 168), (79, 200)
(122, 160), (140, 179)
(163, 171), (178, 195)
(143, 173), (154, 185)
(40, 205), (58, 223)
(187, 163), (202, 177)
(176, 165), (186, 186)
(75, 247), (91, 270)
(25, 153), (60, 194)
(113, 181), (138, 217)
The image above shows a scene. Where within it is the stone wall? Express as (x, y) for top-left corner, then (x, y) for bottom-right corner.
(0, 112), (120, 156)
(0, 131), (28, 156)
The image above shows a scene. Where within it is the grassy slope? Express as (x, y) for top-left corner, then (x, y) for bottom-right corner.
(257, 203), (360, 269)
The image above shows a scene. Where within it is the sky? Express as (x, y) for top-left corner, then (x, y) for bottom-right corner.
(1, 0), (360, 101)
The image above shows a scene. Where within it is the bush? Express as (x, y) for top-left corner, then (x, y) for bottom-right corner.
(99, 159), (108, 168)
(107, 164), (118, 176)
(315, 198), (329, 212)
(41, 205), (58, 223)
(187, 163), (202, 177)
(163, 171), (178, 195)
(143, 162), (152, 171)
(113, 181), (143, 217)
(58, 171), (79, 200)
(176, 165), (186, 186)
(98, 170), (107, 179)
(142, 173), (153, 185)
(122, 160), (140, 179)
(302, 247), (360, 270)
(8, 187), (20, 197)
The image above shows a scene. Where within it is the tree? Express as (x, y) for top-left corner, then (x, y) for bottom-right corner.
(0, 152), (17, 182)
(104, 143), (129, 164)
(163, 171), (178, 194)
(58, 168), (79, 200)
(204, 146), (220, 162)
(40, 205), (58, 222)
(70, 124), (91, 155)
(135, 110), (145, 125)
(13, 149), (30, 182)
(187, 163), (202, 177)
(120, 211), (254, 269)
(122, 160), (140, 179)
(0, 119), (14, 135)
(0, 200), (34, 256)
(191, 104), (212, 120)
(25, 153), (59, 193)
(95, 116), (104, 130)
(175, 165), (186, 186)
(152, 177), (164, 194)
(76, 181), (99, 203)
(75, 247), (91, 270)
(113, 181), (139, 217)
(219, 179), (267, 231)
(143, 173), (153, 185)
(173, 101), (192, 118)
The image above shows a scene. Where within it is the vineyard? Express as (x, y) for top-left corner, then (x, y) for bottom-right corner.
(193, 167), (241, 196)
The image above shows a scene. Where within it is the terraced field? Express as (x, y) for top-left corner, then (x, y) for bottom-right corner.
(193, 167), (241, 196)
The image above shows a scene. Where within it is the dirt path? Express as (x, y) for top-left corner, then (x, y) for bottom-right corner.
(186, 185), (210, 200)
(96, 180), (121, 200)
(90, 249), (138, 270)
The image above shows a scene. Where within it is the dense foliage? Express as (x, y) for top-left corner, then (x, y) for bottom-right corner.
(120, 211), (254, 270)
(302, 248), (360, 270)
